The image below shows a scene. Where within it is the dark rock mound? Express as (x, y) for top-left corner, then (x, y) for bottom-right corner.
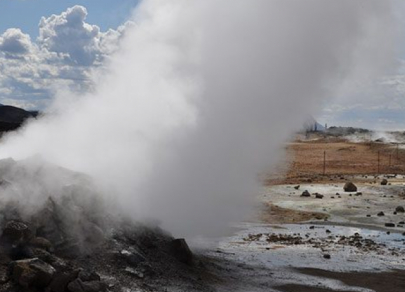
(0, 158), (206, 292)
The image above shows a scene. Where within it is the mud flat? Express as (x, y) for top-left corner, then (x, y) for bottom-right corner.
(201, 180), (405, 292)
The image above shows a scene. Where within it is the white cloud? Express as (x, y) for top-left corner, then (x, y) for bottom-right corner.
(0, 5), (132, 109)
(38, 6), (101, 66)
(0, 28), (34, 55)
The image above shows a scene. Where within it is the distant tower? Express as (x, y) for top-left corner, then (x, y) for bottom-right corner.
(325, 123), (328, 130)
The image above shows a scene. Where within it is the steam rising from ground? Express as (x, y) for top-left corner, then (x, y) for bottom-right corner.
(0, 1), (398, 236)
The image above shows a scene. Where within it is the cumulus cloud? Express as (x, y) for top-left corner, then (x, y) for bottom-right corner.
(0, 5), (132, 109)
(0, 28), (34, 55)
(38, 6), (101, 66)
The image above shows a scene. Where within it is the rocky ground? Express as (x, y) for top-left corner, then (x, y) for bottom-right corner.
(197, 137), (405, 292)
(0, 158), (214, 292)
(198, 178), (405, 292)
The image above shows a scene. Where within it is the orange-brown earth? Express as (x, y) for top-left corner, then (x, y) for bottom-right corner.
(267, 139), (405, 185)
(260, 203), (328, 224)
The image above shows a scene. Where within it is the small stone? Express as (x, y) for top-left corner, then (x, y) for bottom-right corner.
(309, 226), (315, 229)
(343, 182), (357, 192)
(294, 185), (300, 190)
(301, 190), (311, 197)
(381, 179), (388, 185)
(323, 254), (331, 259)
(385, 223), (395, 227)
(395, 206), (405, 213)
(366, 215), (371, 217)
(377, 212), (385, 217)
(315, 193), (324, 199)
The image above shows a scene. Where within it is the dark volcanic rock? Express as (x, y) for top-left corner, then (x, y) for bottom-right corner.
(1, 221), (31, 244)
(78, 269), (100, 282)
(169, 239), (193, 265)
(0, 266), (9, 284)
(67, 278), (107, 292)
(315, 193), (324, 199)
(301, 190), (311, 197)
(120, 250), (145, 267)
(11, 258), (55, 288)
(343, 182), (357, 192)
(377, 212), (385, 217)
(29, 237), (53, 252)
(395, 206), (405, 213)
(48, 270), (80, 292)
(381, 179), (388, 185)
(385, 223), (395, 227)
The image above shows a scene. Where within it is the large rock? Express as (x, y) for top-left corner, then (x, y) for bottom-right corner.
(381, 179), (388, 185)
(29, 237), (53, 252)
(48, 270), (80, 292)
(11, 258), (55, 288)
(1, 221), (32, 244)
(343, 182), (357, 192)
(169, 239), (193, 265)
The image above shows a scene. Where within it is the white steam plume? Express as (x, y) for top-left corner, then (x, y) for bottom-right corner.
(0, 1), (398, 236)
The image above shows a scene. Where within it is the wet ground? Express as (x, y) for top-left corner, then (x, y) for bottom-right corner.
(198, 178), (405, 292)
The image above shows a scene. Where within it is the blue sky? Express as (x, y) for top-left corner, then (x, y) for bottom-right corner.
(0, 0), (140, 37)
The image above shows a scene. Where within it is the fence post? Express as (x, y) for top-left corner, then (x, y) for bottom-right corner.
(323, 151), (326, 176)
(397, 144), (399, 160)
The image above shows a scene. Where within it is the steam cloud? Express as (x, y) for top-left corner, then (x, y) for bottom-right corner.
(0, 1), (398, 236)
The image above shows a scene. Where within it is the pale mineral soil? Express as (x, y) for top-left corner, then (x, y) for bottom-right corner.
(198, 139), (405, 292)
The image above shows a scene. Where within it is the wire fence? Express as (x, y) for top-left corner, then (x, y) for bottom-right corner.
(287, 142), (405, 179)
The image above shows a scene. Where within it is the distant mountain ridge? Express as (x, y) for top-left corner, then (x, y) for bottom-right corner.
(0, 104), (37, 132)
